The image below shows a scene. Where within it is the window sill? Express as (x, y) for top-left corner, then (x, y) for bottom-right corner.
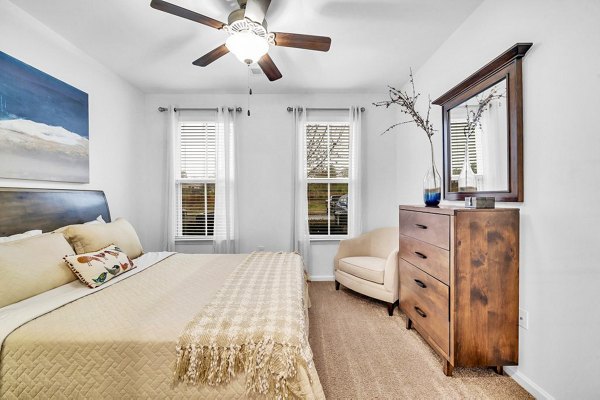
(175, 237), (213, 243)
(309, 236), (348, 242)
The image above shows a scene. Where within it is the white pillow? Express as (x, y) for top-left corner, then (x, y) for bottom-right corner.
(0, 230), (43, 244)
(84, 215), (107, 225)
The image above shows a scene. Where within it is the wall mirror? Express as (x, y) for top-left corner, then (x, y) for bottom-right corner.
(433, 43), (531, 202)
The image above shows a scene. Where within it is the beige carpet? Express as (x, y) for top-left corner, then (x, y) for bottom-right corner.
(308, 282), (533, 400)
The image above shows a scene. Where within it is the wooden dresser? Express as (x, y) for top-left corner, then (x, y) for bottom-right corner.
(398, 205), (519, 376)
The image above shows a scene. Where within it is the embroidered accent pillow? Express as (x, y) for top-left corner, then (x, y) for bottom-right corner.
(64, 244), (135, 288)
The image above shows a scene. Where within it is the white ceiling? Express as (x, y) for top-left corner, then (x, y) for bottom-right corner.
(10, 0), (483, 94)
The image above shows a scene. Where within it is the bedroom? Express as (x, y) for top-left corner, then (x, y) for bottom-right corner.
(0, 0), (598, 399)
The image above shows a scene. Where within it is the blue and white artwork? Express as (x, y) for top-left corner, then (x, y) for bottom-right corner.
(0, 51), (89, 183)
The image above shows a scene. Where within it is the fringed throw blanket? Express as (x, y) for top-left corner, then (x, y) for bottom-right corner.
(174, 252), (314, 399)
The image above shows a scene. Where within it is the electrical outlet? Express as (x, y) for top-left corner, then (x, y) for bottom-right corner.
(257, 246), (264, 252)
(519, 308), (529, 330)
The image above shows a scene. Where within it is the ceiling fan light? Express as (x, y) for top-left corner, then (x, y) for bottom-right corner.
(225, 31), (269, 65)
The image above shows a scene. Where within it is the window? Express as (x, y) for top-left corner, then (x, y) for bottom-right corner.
(306, 122), (350, 237)
(450, 121), (478, 176)
(449, 120), (481, 192)
(176, 122), (216, 238)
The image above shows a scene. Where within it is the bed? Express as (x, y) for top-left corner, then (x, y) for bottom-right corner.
(0, 188), (324, 399)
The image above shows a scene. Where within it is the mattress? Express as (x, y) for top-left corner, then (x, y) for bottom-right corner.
(0, 253), (324, 399)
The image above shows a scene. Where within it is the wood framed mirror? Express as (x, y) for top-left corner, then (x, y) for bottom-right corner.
(433, 43), (531, 202)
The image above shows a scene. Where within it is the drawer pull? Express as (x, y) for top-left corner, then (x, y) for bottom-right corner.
(415, 223), (428, 230)
(414, 279), (427, 289)
(414, 251), (428, 259)
(414, 306), (427, 318)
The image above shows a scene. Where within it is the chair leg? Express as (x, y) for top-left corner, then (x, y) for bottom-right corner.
(335, 280), (340, 290)
(387, 300), (399, 316)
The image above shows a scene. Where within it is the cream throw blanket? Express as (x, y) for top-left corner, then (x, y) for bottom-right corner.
(174, 252), (314, 399)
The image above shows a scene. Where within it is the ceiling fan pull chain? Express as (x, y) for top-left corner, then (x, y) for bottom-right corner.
(247, 66), (252, 116)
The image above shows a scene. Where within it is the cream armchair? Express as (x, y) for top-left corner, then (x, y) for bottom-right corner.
(334, 227), (399, 316)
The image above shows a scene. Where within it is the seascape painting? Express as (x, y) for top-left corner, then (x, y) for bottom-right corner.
(0, 51), (89, 183)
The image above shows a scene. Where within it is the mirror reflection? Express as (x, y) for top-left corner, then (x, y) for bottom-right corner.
(448, 78), (508, 192)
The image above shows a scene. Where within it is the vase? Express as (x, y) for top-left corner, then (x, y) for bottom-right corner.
(458, 134), (477, 192)
(423, 142), (441, 207)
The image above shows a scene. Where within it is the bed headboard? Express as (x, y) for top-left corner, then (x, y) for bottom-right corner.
(0, 188), (111, 236)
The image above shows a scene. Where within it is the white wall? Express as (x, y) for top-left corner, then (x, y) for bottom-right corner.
(0, 0), (145, 227)
(395, 0), (600, 398)
(140, 93), (398, 278)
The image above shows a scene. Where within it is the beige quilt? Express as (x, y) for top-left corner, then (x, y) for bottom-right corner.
(0, 253), (325, 399)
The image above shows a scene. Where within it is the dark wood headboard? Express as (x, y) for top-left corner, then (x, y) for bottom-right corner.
(0, 188), (111, 236)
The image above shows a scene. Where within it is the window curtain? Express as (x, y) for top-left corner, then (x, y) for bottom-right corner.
(348, 106), (363, 237)
(164, 106), (179, 251)
(291, 106), (310, 268)
(213, 106), (238, 253)
(478, 98), (508, 191)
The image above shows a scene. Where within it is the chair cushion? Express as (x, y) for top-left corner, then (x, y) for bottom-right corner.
(338, 256), (386, 284)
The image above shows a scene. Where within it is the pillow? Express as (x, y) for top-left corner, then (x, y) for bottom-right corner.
(0, 233), (76, 308)
(64, 245), (135, 288)
(0, 229), (43, 244)
(84, 215), (107, 225)
(62, 218), (143, 259)
(54, 215), (107, 233)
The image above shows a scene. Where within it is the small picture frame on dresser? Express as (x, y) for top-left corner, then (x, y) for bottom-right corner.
(464, 196), (495, 209)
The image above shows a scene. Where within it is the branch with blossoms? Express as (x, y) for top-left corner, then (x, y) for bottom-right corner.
(373, 69), (436, 141)
(462, 87), (505, 140)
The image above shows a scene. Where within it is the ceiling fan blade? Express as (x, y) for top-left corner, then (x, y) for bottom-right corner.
(258, 54), (282, 81)
(273, 32), (331, 52)
(192, 44), (230, 67)
(150, 0), (225, 30)
(244, 0), (271, 23)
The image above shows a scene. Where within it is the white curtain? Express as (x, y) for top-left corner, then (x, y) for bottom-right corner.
(164, 106), (179, 251)
(213, 107), (238, 253)
(291, 106), (310, 267)
(348, 106), (363, 237)
(479, 97), (508, 191)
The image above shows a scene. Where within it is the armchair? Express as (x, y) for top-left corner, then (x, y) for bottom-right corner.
(334, 227), (399, 315)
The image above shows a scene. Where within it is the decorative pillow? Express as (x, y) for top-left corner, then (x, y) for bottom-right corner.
(64, 244), (135, 288)
(62, 218), (143, 259)
(54, 215), (107, 233)
(0, 229), (43, 244)
(0, 233), (76, 308)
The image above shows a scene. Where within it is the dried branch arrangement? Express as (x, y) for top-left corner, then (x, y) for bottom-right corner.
(373, 69), (436, 142)
(462, 87), (504, 140)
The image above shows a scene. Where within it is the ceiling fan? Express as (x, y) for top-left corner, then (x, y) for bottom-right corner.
(150, 0), (332, 81)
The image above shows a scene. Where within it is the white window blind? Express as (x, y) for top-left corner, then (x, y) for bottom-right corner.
(176, 122), (216, 238)
(450, 121), (478, 176)
(306, 122), (350, 236)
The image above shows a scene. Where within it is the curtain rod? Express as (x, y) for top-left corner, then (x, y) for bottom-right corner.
(157, 107), (243, 112)
(286, 106), (365, 112)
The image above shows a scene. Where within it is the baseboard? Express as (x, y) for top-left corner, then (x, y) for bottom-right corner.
(309, 275), (335, 281)
(504, 367), (555, 400)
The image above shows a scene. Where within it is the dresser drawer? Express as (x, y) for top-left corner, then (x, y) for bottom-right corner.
(399, 210), (450, 249)
(400, 259), (449, 356)
(399, 234), (450, 285)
